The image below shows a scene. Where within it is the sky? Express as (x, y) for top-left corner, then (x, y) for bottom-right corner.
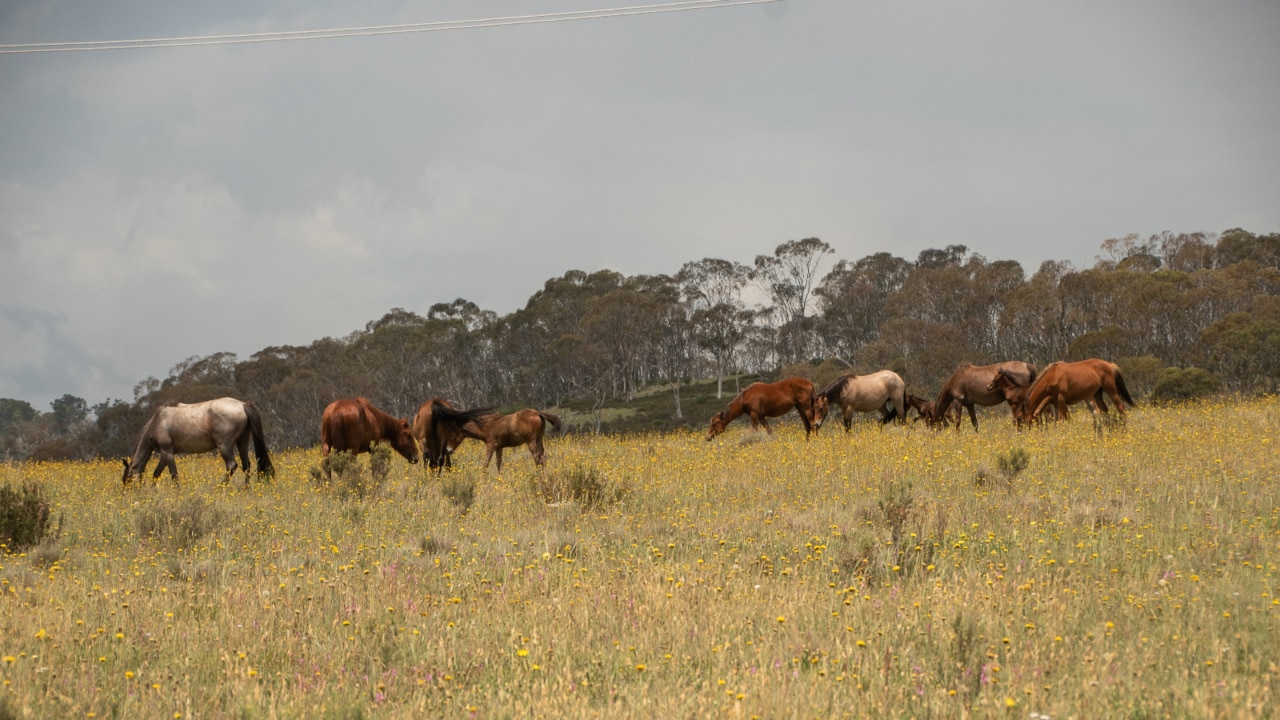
(2, 0), (1278, 411)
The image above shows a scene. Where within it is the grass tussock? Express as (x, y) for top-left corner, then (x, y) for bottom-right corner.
(132, 494), (224, 547)
(0, 397), (1275, 719)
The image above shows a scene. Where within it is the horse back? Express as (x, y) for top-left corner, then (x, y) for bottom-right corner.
(149, 398), (246, 453)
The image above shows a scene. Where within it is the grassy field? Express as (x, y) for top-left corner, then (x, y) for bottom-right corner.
(1, 398), (1277, 719)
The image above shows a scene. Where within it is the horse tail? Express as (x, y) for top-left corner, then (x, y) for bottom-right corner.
(539, 412), (563, 432)
(245, 401), (275, 476)
(1115, 369), (1137, 408)
(1025, 364), (1038, 385)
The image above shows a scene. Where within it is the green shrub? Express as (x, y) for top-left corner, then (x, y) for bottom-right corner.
(0, 481), (59, 552)
(997, 447), (1031, 483)
(311, 448), (386, 501)
(1151, 367), (1222, 403)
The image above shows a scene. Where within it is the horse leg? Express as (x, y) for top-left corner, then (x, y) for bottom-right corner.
(966, 402), (979, 432)
(217, 445), (238, 483)
(494, 448), (504, 473)
(842, 409), (852, 433)
(530, 440), (544, 467)
(156, 450), (178, 482)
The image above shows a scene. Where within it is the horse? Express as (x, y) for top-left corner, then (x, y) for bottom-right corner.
(412, 399), (494, 473)
(813, 370), (907, 431)
(705, 377), (818, 440)
(320, 398), (419, 477)
(905, 393), (958, 429)
(431, 403), (561, 472)
(932, 361), (1038, 432)
(122, 397), (273, 485)
(1010, 359), (1136, 424)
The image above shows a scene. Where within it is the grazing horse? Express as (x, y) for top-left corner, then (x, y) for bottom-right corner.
(122, 397), (273, 485)
(905, 393), (959, 429)
(813, 370), (907, 431)
(320, 398), (419, 476)
(932, 361), (1038, 432)
(705, 377), (818, 440)
(412, 398), (461, 472)
(1012, 359), (1136, 423)
(412, 399), (493, 472)
(431, 403), (561, 472)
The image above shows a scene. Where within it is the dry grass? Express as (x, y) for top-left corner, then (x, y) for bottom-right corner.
(0, 398), (1276, 718)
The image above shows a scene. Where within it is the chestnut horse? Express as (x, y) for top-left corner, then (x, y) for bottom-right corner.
(1006, 359), (1136, 423)
(122, 397), (273, 485)
(905, 393), (959, 429)
(320, 398), (419, 477)
(412, 399), (493, 472)
(813, 370), (906, 431)
(705, 377), (818, 440)
(431, 403), (561, 472)
(932, 361), (1038, 432)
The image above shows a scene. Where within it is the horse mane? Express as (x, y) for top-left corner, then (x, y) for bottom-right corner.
(819, 374), (852, 400)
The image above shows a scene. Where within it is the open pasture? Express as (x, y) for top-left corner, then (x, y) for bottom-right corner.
(1, 398), (1277, 718)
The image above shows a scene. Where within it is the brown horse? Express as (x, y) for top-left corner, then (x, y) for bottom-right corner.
(705, 377), (818, 440)
(122, 397), (273, 485)
(813, 370), (906, 431)
(1011, 359), (1136, 423)
(905, 393), (959, 429)
(412, 399), (494, 472)
(932, 361), (1038, 432)
(431, 404), (562, 472)
(320, 398), (419, 476)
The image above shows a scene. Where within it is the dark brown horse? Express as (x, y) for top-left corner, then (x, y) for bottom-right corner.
(1011, 359), (1136, 423)
(431, 403), (562, 472)
(412, 399), (493, 472)
(705, 377), (818, 440)
(122, 397), (273, 485)
(932, 361), (1038, 432)
(320, 398), (419, 476)
(813, 370), (907, 431)
(905, 393), (958, 429)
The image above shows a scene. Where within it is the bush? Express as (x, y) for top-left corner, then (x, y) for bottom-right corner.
(997, 448), (1031, 484)
(1151, 367), (1221, 403)
(0, 481), (59, 552)
(311, 447), (388, 501)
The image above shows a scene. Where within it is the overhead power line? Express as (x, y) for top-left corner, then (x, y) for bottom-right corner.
(0, 0), (780, 54)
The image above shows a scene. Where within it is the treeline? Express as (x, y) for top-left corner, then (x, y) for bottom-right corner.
(3, 228), (1277, 461)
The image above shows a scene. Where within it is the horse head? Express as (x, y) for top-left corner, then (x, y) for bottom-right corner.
(121, 458), (136, 486)
(705, 412), (727, 441)
(811, 395), (829, 430)
(392, 418), (421, 464)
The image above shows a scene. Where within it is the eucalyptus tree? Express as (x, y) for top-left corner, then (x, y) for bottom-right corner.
(677, 258), (752, 398)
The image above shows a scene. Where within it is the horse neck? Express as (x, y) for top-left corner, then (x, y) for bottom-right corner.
(933, 380), (953, 408)
(723, 397), (747, 421)
(128, 430), (154, 470)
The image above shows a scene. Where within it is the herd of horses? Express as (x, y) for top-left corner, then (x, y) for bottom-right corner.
(703, 357), (1135, 440)
(120, 358), (1133, 486)
(122, 396), (561, 485)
